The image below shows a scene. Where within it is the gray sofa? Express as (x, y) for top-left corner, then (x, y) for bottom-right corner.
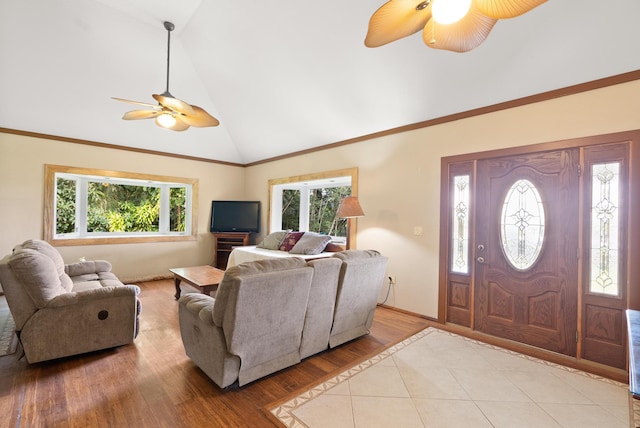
(178, 250), (388, 388)
(0, 239), (141, 363)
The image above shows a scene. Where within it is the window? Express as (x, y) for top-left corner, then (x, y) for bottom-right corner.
(589, 162), (621, 295)
(269, 168), (358, 245)
(451, 174), (470, 274)
(45, 165), (198, 245)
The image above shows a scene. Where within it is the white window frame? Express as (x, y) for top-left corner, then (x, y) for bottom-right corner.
(45, 165), (198, 246)
(268, 167), (359, 246)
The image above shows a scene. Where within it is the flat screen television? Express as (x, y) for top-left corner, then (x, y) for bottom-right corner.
(210, 200), (261, 233)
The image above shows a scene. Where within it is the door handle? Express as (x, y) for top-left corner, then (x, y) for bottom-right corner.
(476, 256), (485, 264)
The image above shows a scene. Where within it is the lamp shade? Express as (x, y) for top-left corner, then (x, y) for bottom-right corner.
(338, 196), (365, 218)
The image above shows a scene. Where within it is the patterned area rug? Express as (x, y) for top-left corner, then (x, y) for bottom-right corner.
(0, 298), (17, 357)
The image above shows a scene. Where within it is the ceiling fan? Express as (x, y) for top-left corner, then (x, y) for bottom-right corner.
(113, 21), (219, 132)
(365, 0), (546, 52)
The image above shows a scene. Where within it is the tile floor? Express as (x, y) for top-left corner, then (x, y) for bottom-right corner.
(272, 327), (630, 428)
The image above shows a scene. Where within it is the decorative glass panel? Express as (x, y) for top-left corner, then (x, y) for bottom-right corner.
(500, 179), (545, 270)
(451, 175), (470, 274)
(590, 162), (620, 295)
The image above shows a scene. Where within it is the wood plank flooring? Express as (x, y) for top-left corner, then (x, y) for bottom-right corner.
(0, 280), (431, 427)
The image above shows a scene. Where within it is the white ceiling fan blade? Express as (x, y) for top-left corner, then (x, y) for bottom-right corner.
(122, 109), (162, 120)
(112, 97), (160, 109)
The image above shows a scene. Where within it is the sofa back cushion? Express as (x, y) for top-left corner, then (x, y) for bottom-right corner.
(17, 240), (73, 292)
(329, 250), (389, 347)
(300, 257), (342, 359)
(212, 257), (307, 326)
(8, 249), (72, 308)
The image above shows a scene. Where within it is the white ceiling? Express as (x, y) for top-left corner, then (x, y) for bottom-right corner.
(2, 0), (640, 165)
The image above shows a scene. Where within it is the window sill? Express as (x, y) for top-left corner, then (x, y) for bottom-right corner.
(50, 234), (197, 247)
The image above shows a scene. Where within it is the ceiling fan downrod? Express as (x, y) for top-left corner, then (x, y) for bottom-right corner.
(163, 21), (175, 97)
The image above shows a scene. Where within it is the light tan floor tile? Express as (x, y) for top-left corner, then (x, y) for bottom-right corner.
(348, 364), (409, 398)
(449, 368), (532, 402)
(397, 366), (470, 400)
(547, 367), (629, 405)
(476, 347), (551, 372)
(393, 343), (494, 371)
(324, 380), (351, 396)
(413, 398), (493, 427)
(351, 396), (424, 428)
(475, 401), (562, 428)
(292, 394), (354, 428)
(602, 404), (634, 426)
(501, 370), (593, 404)
(539, 402), (629, 428)
(419, 330), (472, 351)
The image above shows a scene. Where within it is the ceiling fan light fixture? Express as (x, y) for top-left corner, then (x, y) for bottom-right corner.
(113, 21), (220, 130)
(432, 0), (472, 24)
(156, 112), (177, 128)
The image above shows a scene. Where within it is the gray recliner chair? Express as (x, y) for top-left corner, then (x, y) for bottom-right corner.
(178, 257), (314, 388)
(0, 239), (141, 363)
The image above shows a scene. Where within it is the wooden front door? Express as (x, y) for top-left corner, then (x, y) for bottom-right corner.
(474, 149), (580, 356)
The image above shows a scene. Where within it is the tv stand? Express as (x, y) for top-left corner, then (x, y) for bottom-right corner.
(212, 232), (251, 269)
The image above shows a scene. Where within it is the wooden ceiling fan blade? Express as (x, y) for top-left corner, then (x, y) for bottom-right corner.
(474, 0), (547, 19)
(116, 22), (220, 129)
(112, 97), (160, 108)
(365, 0), (433, 47)
(423, 5), (496, 52)
(153, 93), (195, 116)
(155, 115), (190, 132)
(180, 105), (220, 127)
(122, 110), (162, 120)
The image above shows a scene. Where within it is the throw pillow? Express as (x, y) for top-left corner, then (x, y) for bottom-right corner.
(323, 242), (345, 252)
(256, 231), (288, 250)
(290, 233), (332, 255)
(278, 231), (305, 251)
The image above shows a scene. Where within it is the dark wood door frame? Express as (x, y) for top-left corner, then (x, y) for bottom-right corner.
(438, 129), (640, 370)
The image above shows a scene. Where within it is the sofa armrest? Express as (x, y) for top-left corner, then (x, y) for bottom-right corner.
(65, 260), (112, 277)
(178, 293), (215, 323)
(46, 284), (140, 308)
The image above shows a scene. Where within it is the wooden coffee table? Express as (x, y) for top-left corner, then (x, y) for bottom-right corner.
(169, 265), (225, 300)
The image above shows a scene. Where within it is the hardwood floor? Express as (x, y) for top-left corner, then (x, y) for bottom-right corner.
(0, 280), (431, 427)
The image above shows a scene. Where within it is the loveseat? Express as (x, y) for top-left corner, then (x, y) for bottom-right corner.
(178, 249), (388, 388)
(0, 239), (141, 363)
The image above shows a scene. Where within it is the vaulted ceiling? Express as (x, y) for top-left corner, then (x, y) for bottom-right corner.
(2, 1), (640, 164)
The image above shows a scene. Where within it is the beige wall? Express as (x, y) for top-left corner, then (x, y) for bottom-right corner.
(0, 134), (245, 282)
(245, 80), (640, 318)
(2, 80), (640, 317)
